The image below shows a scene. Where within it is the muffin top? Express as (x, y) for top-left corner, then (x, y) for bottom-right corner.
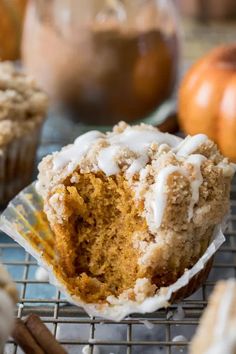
(0, 62), (48, 146)
(36, 122), (235, 310)
(37, 122), (235, 233)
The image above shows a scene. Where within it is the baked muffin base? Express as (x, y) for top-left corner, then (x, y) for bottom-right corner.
(0, 182), (226, 321)
(46, 169), (217, 304)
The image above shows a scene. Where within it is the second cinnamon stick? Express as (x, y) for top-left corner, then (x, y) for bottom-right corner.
(25, 314), (67, 354)
(12, 318), (44, 354)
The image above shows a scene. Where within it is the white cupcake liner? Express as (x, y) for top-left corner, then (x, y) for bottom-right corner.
(0, 182), (226, 321)
(0, 125), (42, 205)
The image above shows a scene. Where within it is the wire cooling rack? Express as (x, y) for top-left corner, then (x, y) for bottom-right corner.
(0, 127), (236, 354)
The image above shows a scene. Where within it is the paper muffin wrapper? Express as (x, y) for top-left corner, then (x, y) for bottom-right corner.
(0, 182), (226, 321)
(0, 123), (43, 206)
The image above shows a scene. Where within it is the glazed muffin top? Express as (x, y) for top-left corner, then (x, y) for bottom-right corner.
(37, 122), (235, 233)
(36, 122), (235, 307)
(0, 62), (48, 146)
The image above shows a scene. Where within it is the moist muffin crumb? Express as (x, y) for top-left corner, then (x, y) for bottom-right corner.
(37, 122), (235, 304)
(0, 62), (48, 146)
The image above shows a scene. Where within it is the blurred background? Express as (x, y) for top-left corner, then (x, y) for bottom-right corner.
(1, 0), (236, 143)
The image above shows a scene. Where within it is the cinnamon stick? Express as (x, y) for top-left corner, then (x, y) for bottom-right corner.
(12, 318), (44, 354)
(25, 314), (67, 354)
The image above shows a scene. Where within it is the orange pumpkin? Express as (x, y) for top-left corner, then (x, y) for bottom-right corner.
(0, 0), (27, 60)
(179, 44), (236, 162)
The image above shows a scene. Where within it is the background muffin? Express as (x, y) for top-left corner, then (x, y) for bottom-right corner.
(0, 62), (48, 205)
(190, 279), (236, 354)
(0, 263), (17, 353)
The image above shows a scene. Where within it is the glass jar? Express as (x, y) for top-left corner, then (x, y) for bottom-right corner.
(22, 0), (180, 126)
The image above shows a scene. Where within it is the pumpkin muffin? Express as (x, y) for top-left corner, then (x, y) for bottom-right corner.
(36, 122), (234, 304)
(190, 279), (236, 354)
(0, 263), (17, 353)
(0, 62), (48, 205)
(0, 263), (18, 303)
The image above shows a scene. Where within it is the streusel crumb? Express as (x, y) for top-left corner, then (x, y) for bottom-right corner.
(37, 123), (234, 304)
(0, 62), (48, 146)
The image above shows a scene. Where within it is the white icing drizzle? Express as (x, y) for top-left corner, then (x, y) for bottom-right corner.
(109, 126), (181, 153)
(175, 134), (208, 157)
(126, 155), (149, 178)
(186, 154), (206, 221)
(97, 126), (181, 176)
(204, 280), (236, 354)
(151, 165), (181, 228)
(50, 124), (214, 230)
(52, 125), (182, 177)
(97, 145), (121, 176)
(53, 131), (104, 171)
(150, 155), (205, 228)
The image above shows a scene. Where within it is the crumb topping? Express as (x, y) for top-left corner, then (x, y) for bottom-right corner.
(36, 122), (235, 304)
(37, 122), (235, 231)
(0, 62), (48, 146)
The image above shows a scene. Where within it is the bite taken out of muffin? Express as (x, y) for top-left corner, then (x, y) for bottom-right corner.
(36, 122), (235, 305)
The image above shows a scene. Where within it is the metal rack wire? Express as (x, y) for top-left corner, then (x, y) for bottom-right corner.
(0, 166), (235, 353)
